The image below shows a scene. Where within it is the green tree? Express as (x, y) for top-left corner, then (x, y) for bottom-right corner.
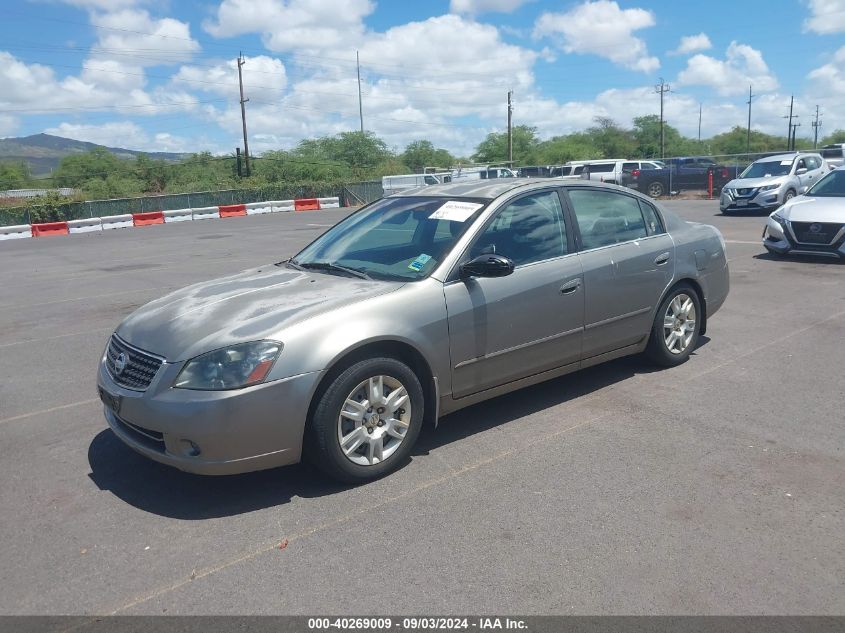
(53, 147), (129, 188)
(401, 140), (454, 172)
(584, 117), (637, 159)
(535, 133), (603, 164)
(821, 129), (845, 145)
(472, 125), (539, 164)
(709, 126), (790, 156)
(0, 160), (33, 190)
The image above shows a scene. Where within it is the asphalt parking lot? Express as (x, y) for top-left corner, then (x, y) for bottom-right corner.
(0, 201), (843, 615)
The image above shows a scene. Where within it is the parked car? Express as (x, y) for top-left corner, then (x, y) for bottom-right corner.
(763, 166), (845, 259)
(382, 173), (447, 196)
(579, 161), (634, 188)
(97, 180), (729, 482)
(820, 143), (845, 168)
(549, 163), (586, 179)
(720, 153), (828, 214)
(631, 157), (741, 198)
(451, 166), (516, 180)
(517, 165), (551, 178)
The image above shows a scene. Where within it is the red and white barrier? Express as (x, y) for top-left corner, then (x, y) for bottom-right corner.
(68, 218), (103, 234)
(1, 197), (347, 244)
(101, 214), (134, 230)
(192, 206), (220, 221)
(32, 221), (70, 237)
(0, 224), (32, 240)
(163, 208), (193, 223)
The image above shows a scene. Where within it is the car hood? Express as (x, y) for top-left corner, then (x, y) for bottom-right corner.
(725, 176), (787, 189)
(116, 265), (404, 361)
(780, 196), (845, 223)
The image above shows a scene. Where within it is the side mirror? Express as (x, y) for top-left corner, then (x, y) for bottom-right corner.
(796, 167), (808, 175)
(460, 254), (515, 278)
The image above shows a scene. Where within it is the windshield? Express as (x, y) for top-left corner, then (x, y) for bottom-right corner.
(806, 170), (845, 197)
(291, 196), (488, 281)
(741, 159), (792, 179)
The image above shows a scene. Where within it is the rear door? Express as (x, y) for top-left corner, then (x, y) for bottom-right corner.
(565, 188), (675, 359)
(444, 189), (584, 398)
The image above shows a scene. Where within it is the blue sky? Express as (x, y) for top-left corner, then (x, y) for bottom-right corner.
(1, 0), (844, 156)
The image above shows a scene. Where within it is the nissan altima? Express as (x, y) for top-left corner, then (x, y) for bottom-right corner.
(763, 166), (845, 259)
(97, 180), (730, 482)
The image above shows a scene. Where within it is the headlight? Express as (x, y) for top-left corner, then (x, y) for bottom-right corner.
(174, 341), (282, 390)
(759, 184), (780, 192)
(771, 209), (788, 226)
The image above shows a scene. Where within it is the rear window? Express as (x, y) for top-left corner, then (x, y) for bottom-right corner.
(821, 147), (843, 159)
(589, 163), (615, 173)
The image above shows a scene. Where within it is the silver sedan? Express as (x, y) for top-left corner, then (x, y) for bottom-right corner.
(97, 180), (730, 482)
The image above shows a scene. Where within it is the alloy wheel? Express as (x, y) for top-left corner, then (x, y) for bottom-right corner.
(663, 293), (697, 354)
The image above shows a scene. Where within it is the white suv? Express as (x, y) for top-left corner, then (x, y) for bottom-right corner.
(720, 153), (829, 213)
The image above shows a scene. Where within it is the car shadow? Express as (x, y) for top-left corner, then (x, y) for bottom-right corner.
(753, 251), (845, 265)
(88, 343), (708, 520)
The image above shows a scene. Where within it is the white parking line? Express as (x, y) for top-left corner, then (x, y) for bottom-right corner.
(0, 398), (99, 426)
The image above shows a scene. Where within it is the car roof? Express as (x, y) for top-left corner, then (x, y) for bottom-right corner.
(391, 178), (639, 200)
(757, 152), (820, 163)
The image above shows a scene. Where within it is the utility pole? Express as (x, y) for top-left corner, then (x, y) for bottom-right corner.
(655, 78), (670, 159)
(746, 85), (754, 154)
(356, 50), (364, 133)
(791, 122), (801, 151)
(784, 95), (795, 151)
(812, 105), (822, 149)
(237, 53), (251, 177)
(697, 103), (702, 143)
(507, 90), (513, 165)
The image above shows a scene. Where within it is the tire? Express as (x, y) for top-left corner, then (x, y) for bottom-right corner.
(645, 284), (702, 367)
(784, 189), (796, 203)
(308, 357), (424, 483)
(646, 181), (665, 198)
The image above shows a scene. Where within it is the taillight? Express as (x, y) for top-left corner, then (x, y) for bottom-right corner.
(632, 169), (640, 177)
(721, 168), (728, 178)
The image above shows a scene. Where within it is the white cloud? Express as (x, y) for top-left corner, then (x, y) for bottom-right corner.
(173, 56), (287, 102)
(44, 122), (195, 153)
(670, 33), (712, 56)
(533, 0), (659, 73)
(91, 9), (200, 66)
(0, 114), (19, 137)
(203, 0), (374, 53)
(804, 0), (845, 34)
(677, 41), (778, 96)
(808, 44), (845, 94)
(450, 0), (531, 15)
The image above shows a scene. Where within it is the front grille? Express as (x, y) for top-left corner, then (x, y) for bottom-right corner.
(790, 221), (843, 245)
(105, 335), (164, 391)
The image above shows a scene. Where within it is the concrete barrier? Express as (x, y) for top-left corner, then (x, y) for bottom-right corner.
(318, 197), (340, 209)
(0, 224), (32, 240)
(163, 208), (193, 223)
(192, 206), (220, 221)
(32, 221), (70, 237)
(246, 202), (273, 215)
(272, 200), (295, 212)
(68, 218), (103, 234)
(133, 211), (165, 226)
(101, 214), (134, 230)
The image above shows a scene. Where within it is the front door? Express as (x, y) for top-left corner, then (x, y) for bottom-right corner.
(444, 190), (584, 399)
(565, 188), (675, 358)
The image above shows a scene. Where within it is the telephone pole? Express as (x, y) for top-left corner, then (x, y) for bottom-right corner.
(507, 90), (513, 165)
(746, 85), (754, 154)
(356, 51), (364, 133)
(812, 105), (822, 149)
(655, 78), (670, 159)
(791, 122), (801, 151)
(698, 103), (702, 143)
(237, 53), (251, 177)
(784, 95), (795, 151)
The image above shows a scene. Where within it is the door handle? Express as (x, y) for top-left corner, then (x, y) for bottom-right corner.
(560, 278), (581, 294)
(654, 252), (670, 266)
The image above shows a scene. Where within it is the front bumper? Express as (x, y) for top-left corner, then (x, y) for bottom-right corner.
(720, 188), (782, 212)
(97, 356), (323, 475)
(762, 217), (845, 259)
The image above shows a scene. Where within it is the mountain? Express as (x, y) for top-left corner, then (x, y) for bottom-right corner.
(0, 133), (188, 176)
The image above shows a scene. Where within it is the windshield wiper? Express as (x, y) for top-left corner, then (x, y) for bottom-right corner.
(296, 261), (371, 280)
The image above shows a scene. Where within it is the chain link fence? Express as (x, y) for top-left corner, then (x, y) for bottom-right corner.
(0, 181), (383, 227)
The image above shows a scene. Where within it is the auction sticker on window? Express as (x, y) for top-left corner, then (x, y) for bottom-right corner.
(429, 200), (483, 222)
(408, 253), (432, 271)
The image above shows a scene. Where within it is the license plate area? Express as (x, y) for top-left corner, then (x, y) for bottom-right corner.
(800, 232), (831, 244)
(736, 199), (748, 207)
(98, 386), (121, 414)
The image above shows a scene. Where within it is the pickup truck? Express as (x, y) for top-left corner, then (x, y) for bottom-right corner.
(628, 157), (743, 198)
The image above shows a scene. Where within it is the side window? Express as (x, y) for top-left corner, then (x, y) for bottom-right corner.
(568, 189), (648, 250)
(806, 156), (820, 170)
(424, 176), (438, 185)
(796, 158), (807, 171)
(623, 162), (638, 172)
(590, 163), (615, 173)
(638, 200), (665, 235)
(469, 191), (567, 266)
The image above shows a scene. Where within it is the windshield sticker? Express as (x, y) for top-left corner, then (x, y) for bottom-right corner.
(429, 201), (483, 222)
(408, 254), (432, 272)
(780, 160), (792, 165)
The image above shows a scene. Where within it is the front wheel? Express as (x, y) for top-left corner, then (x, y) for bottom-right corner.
(645, 285), (702, 367)
(784, 189), (796, 203)
(308, 357), (424, 483)
(646, 181), (665, 198)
